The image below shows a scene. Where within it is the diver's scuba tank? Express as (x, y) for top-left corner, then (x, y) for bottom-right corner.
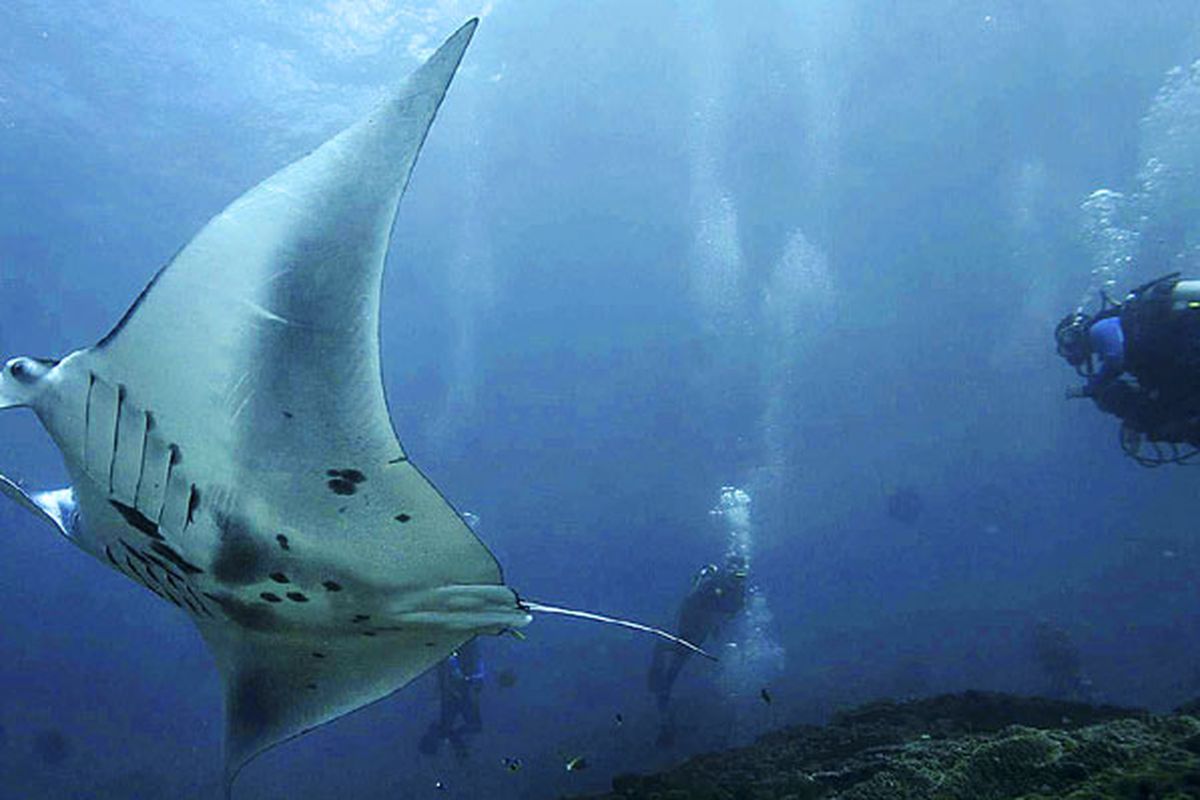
(1168, 279), (1200, 313)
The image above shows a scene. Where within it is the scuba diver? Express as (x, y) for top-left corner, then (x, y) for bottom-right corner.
(417, 639), (484, 759)
(647, 555), (748, 745)
(1055, 272), (1200, 465)
(1029, 621), (1094, 703)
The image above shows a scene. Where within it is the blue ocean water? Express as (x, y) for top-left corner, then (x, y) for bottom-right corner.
(3, 1), (1200, 797)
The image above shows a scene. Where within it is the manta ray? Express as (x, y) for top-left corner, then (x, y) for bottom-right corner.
(0, 19), (702, 796)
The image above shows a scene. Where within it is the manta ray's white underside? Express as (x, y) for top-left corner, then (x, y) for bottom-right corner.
(0, 18), (709, 796)
(0, 19), (535, 794)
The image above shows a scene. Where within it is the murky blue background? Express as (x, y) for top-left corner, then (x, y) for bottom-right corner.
(4, 1), (1200, 797)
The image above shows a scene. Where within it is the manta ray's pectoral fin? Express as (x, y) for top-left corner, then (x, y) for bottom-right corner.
(0, 474), (75, 541)
(203, 583), (531, 795)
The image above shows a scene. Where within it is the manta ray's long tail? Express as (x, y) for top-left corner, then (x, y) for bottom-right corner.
(519, 600), (717, 660)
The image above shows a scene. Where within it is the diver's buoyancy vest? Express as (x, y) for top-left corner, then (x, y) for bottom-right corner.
(1120, 276), (1200, 391)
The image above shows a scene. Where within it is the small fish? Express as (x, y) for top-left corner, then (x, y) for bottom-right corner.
(434, 780), (446, 791)
(565, 755), (589, 772)
(502, 757), (523, 772)
(614, 713), (624, 726)
(760, 688), (773, 705)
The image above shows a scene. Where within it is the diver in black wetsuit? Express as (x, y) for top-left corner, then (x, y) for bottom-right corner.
(1056, 273), (1200, 464)
(1030, 621), (1094, 703)
(418, 639), (484, 758)
(648, 556), (748, 727)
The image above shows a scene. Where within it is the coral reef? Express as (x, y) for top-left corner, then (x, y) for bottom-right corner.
(576, 691), (1200, 800)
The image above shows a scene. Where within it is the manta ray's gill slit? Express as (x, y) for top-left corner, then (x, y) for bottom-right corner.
(141, 550), (184, 583)
(82, 372), (95, 467)
(109, 499), (165, 540)
(116, 537), (212, 618)
(107, 385), (123, 493)
(123, 553), (180, 607)
(136, 412), (174, 525)
(159, 448), (194, 537)
(185, 585), (215, 618)
(119, 539), (151, 567)
(132, 410), (153, 503)
(150, 540), (204, 575)
(111, 385), (150, 504)
(186, 486), (200, 526)
(119, 541), (179, 604)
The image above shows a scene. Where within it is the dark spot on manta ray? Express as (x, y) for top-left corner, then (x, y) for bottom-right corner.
(395, 513), (411, 523)
(270, 572), (289, 584)
(230, 670), (284, 742)
(322, 580), (342, 592)
(150, 540), (204, 575)
(286, 592), (309, 603)
(306, 683), (318, 691)
(425, 641), (436, 647)
(327, 478), (356, 496)
(338, 506), (347, 514)
(361, 631), (377, 637)
(352, 614), (371, 623)
(212, 514), (266, 585)
(326, 468), (366, 483)
(282, 411), (294, 419)
(388, 455), (407, 464)
(186, 486), (200, 526)
(260, 592), (282, 603)
(205, 592), (279, 632)
(312, 652), (326, 659)
(108, 500), (164, 541)
(275, 534), (290, 550)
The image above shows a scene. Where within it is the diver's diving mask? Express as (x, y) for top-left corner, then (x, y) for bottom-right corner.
(1055, 311), (1093, 374)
